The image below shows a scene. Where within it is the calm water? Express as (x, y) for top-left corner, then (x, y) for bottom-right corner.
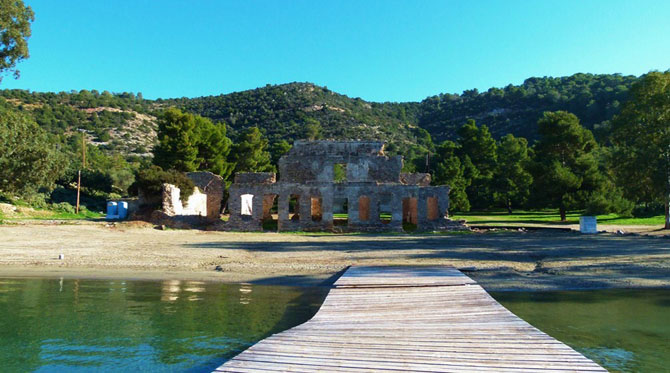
(2, 279), (668, 373)
(492, 289), (670, 373)
(0, 278), (327, 372)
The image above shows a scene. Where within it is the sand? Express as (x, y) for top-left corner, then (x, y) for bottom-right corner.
(0, 222), (668, 291)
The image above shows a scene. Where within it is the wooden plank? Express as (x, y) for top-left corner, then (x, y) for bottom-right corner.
(215, 266), (606, 372)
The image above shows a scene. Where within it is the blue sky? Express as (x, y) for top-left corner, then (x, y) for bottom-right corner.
(2, 0), (669, 102)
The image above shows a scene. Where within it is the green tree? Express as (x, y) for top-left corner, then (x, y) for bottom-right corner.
(531, 111), (626, 221)
(302, 118), (322, 140)
(195, 118), (234, 180)
(456, 119), (497, 208)
(231, 127), (273, 173)
(493, 134), (533, 213)
(153, 108), (199, 172)
(0, 107), (65, 195)
(433, 140), (470, 212)
(610, 71), (670, 228)
(270, 139), (292, 167)
(0, 0), (34, 82)
(132, 165), (194, 203)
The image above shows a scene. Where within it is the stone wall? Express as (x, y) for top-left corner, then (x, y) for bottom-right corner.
(224, 140), (468, 233)
(162, 184), (208, 217)
(186, 171), (224, 221)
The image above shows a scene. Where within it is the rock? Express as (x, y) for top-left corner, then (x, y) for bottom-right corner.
(214, 265), (223, 272)
(616, 229), (625, 235)
(0, 203), (17, 215)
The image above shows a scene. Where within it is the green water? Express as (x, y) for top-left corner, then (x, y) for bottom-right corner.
(2, 278), (668, 373)
(0, 278), (327, 372)
(492, 289), (670, 373)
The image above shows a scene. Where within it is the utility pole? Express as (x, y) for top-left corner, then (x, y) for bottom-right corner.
(76, 134), (86, 214)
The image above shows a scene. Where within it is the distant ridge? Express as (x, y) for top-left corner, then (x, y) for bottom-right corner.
(0, 72), (640, 160)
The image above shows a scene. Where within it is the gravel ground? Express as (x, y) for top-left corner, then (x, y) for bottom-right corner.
(0, 222), (668, 291)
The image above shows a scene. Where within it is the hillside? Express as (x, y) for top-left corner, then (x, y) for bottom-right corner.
(158, 82), (428, 154)
(0, 89), (158, 158)
(1, 72), (640, 162)
(416, 73), (638, 142)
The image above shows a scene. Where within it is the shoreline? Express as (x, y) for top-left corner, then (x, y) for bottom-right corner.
(1, 223), (669, 292)
(1, 265), (669, 292)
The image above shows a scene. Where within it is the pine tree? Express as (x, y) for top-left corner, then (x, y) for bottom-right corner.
(231, 127), (273, 173)
(433, 140), (470, 212)
(531, 111), (629, 221)
(493, 134), (533, 213)
(456, 119), (497, 209)
(153, 108), (199, 172)
(610, 71), (670, 228)
(195, 118), (234, 180)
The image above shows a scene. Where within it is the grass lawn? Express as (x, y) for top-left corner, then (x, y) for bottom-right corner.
(0, 208), (104, 221)
(451, 209), (665, 226)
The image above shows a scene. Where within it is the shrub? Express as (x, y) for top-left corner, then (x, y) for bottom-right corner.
(132, 165), (194, 203)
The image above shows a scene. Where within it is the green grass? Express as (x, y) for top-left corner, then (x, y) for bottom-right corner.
(451, 209), (665, 226)
(1, 208), (104, 221)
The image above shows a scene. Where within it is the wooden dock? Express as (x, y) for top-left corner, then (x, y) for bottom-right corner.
(216, 266), (606, 372)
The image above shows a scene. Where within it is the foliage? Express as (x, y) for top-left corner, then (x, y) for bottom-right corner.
(432, 140), (470, 211)
(302, 118), (322, 140)
(231, 127), (273, 174)
(418, 73), (637, 142)
(195, 117), (234, 180)
(0, 0), (34, 81)
(132, 165), (194, 203)
(456, 120), (497, 209)
(269, 140), (292, 168)
(0, 107), (66, 196)
(493, 134), (533, 212)
(610, 71), (670, 227)
(153, 108), (199, 172)
(530, 111), (629, 220)
(153, 108), (235, 181)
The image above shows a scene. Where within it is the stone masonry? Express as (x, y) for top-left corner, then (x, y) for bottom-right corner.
(225, 141), (467, 232)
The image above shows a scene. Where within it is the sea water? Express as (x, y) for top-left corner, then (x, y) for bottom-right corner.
(492, 289), (670, 373)
(0, 278), (327, 372)
(1, 278), (668, 373)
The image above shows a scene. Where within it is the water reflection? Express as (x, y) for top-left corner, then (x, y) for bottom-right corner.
(0, 277), (327, 372)
(492, 289), (670, 373)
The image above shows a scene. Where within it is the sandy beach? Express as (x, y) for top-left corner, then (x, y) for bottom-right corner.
(0, 222), (669, 291)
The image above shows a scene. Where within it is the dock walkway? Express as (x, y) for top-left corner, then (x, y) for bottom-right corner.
(216, 266), (605, 372)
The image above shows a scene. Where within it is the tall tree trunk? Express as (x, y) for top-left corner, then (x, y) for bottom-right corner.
(507, 198), (512, 214)
(559, 206), (566, 222)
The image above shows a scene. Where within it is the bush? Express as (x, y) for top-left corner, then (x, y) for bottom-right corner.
(50, 202), (75, 214)
(632, 202), (665, 218)
(131, 165), (194, 203)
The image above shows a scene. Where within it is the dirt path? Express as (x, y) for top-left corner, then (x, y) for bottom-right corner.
(0, 223), (669, 291)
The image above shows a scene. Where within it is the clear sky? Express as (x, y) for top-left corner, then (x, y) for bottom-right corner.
(2, 0), (669, 102)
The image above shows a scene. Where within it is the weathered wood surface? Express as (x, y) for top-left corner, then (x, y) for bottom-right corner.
(215, 266), (605, 372)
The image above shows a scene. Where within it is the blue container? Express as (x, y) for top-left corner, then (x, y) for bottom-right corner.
(106, 202), (118, 220)
(117, 201), (128, 220)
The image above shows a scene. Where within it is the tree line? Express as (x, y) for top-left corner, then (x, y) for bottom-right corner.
(429, 72), (670, 227)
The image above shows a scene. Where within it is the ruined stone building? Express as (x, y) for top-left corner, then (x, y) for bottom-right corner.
(225, 141), (466, 232)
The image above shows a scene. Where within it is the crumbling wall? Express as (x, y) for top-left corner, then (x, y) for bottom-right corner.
(186, 171), (224, 221)
(279, 141), (402, 184)
(162, 184), (207, 217)
(400, 173), (431, 186)
(224, 141), (468, 233)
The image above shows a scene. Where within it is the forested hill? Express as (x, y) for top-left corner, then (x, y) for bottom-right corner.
(1, 72), (639, 157)
(162, 73), (638, 147)
(416, 73), (638, 142)
(158, 83), (426, 153)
